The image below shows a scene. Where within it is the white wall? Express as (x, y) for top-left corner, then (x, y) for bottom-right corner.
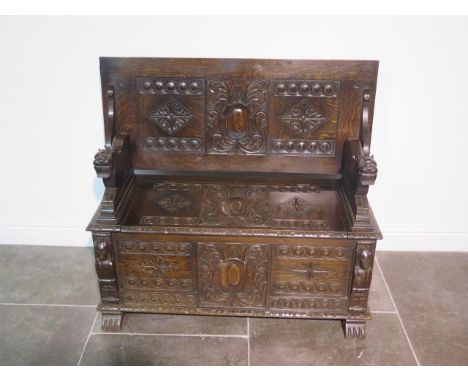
(1, 16), (467, 251)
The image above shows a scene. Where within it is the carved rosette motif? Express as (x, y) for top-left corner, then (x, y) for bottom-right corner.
(280, 99), (328, 137)
(271, 139), (335, 156)
(199, 185), (269, 227)
(269, 297), (346, 311)
(118, 240), (193, 255)
(207, 79), (268, 154)
(273, 81), (340, 97)
(93, 234), (119, 304)
(275, 245), (351, 259)
(148, 97), (195, 135)
(268, 185), (320, 193)
(143, 136), (203, 153)
(349, 241), (376, 313)
(198, 243), (270, 308)
(122, 292), (197, 307)
(139, 78), (204, 95)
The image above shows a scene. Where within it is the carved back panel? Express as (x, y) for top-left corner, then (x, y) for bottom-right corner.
(100, 58), (378, 174)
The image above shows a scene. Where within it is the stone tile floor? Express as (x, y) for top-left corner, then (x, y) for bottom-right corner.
(0, 245), (467, 365)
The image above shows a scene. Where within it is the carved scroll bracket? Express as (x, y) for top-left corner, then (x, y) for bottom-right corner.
(349, 241), (376, 314)
(93, 233), (120, 305)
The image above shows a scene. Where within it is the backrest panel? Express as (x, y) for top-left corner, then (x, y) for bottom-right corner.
(100, 58), (378, 174)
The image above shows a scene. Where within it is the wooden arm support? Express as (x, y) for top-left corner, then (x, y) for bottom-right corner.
(341, 139), (378, 232)
(92, 87), (135, 225)
(93, 133), (134, 225)
(341, 89), (378, 231)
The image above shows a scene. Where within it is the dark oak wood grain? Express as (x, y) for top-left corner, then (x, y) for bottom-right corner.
(88, 57), (381, 339)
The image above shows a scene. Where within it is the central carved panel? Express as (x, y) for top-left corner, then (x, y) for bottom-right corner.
(206, 79), (269, 155)
(198, 185), (269, 227)
(197, 243), (270, 308)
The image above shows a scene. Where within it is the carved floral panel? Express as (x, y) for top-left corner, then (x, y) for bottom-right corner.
(198, 185), (269, 227)
(198, 243), (270, 308)
(206, 79), (269, 155)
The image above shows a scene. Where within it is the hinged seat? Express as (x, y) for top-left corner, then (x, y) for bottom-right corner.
(87, 58), (381, 339)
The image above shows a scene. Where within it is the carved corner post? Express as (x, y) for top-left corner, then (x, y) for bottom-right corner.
(93, 86), (134, 224)
(92, 233), (122, 331)
(341, 89), (378, 232)
(345, 241), (376, 339)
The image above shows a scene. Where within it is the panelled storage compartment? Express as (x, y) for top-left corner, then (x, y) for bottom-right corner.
(116, 240), (198, 308)
(113, 235), (356, 318)
(269, 244), (354, 314)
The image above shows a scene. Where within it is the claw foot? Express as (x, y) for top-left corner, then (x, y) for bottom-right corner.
(101, 312), (122, 332)
(344, 319), (366, 339)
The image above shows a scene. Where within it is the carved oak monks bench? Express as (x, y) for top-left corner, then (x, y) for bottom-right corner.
(87, 57), (381, 338)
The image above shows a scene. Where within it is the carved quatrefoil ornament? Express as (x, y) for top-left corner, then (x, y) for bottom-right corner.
(280, 99), (328, 137)
(148, 97), (195, 135)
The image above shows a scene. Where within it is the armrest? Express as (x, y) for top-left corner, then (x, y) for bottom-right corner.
(92, 132), (134, 224)
(93, 132), (131, 183)
(342, 139), (378, 195)
(340, 88), (379, 232)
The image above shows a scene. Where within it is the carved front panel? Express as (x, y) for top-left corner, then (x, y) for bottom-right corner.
(206, 79), (269, 155)
(269, 244), (353, 313)
(197, 243), (270, 308)
(270, 80), (340, 156)
(116, 240), (196, 299)
(139, 78), (205, 153)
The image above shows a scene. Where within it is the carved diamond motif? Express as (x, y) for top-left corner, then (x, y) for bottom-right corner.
(280, 99), (328, 136)
(157, 193), (192, 213)
(148, 97), (195, 135)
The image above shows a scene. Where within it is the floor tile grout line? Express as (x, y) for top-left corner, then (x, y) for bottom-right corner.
(90, 331), (249, 338)
(247, 318), (250, 366)
(0, 302), (97, 308)
(77, 311), (99, 366)
(370, 310), (398, 314)
(375, 257), (421, 366)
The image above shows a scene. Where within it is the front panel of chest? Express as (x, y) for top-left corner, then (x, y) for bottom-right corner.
(113, 236), (357, 317)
